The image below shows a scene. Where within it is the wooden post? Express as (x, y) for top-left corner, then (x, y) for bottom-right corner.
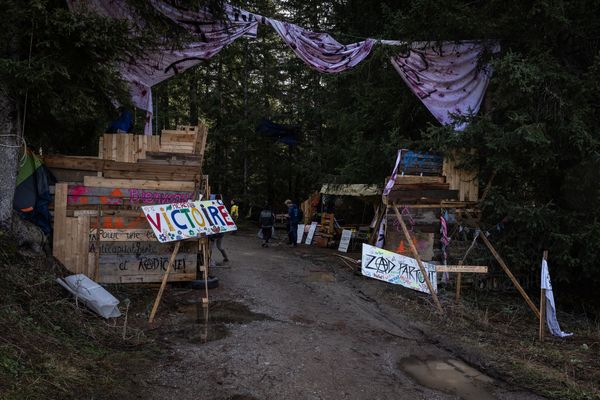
(202, 237), (210, 308)
(94, 205), (102, 280)
(539, 250), (548, 342)
(455, 262), (463, 304)
(148, 241), (181, 323)
(392, 205), (444, 314)
(476, 229), (541, 320)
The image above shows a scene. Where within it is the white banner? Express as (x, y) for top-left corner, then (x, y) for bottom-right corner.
(296, 224), (305, 244)
(541, 259), (572, 338)
(338, 229), (352, 252)
(361, 243), (437, 294)
(305, 222), (318, 245)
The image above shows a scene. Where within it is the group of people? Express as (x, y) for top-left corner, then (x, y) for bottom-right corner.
(210, 199), (302, 267)
(259, 200), (302, 247)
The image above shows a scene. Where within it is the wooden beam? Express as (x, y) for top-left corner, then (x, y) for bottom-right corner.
(474, 223), (541, 320)
(83, 176), (195, 191)
(149, 241), (181, 323)
(436, 265), (488, 273)
(392, 205), (443, 314)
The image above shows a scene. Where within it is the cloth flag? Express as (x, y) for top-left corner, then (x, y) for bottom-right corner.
(267, 19), (375, 73)
(391, 41), (499, 130)
(541, 259), (573, 338)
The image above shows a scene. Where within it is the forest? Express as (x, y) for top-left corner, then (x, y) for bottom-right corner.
(2, 0), (600, 306)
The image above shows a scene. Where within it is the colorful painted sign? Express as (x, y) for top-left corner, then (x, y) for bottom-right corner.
(361, 243), (437, 294)
(141, 200), (237, 243)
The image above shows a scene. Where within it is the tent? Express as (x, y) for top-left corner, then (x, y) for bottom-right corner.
(14, 149), (54, 234)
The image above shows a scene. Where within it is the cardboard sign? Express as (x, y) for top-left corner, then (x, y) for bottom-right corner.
(305, 222), (318, 245)
(338, 229), (352, 252)
(296, 224), (305, 244)
(361, 243), (437, 294)
(142, 200), (237, 243)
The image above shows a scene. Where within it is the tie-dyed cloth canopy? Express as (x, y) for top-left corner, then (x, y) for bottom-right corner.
(67, 1), (498, 134)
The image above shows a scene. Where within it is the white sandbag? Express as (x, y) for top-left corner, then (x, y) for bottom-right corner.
(57, 274), (121, 318)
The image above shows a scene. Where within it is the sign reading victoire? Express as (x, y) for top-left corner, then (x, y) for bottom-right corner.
(142, 200), (237, 243)
(361, 243), (437, 294)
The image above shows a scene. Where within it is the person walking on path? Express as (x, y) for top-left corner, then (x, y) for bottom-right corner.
(209, 233), (229, 268)
(259, 204), (275, 247)
(285, 199), (301, 247)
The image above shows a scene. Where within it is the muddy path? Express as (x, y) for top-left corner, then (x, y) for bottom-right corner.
(142, 232), (544, 400)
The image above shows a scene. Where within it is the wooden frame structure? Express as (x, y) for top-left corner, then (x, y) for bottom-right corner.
(48, 121), (210, 284)
(380, 150), (541, 321)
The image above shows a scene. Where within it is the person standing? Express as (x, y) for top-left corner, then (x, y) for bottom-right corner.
(230, 200), (239, 222)
(259, 203), (275, 247)
(285, 199), (301, 246)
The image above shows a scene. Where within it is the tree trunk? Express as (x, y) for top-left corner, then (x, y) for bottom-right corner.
(0, 89), (20, 231)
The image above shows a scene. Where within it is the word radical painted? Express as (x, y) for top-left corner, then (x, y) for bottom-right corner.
(361, 243), (437, 294)
(142, 200), (237, 243)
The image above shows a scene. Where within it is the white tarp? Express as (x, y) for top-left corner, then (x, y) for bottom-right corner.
(57, 274), (121, 318)
(361, 243), (437, 294)
(541, 259), (573, 338)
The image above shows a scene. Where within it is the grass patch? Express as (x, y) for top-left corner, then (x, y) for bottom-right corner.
(0, 230), (155, 400)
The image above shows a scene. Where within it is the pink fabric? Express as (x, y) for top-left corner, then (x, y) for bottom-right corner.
(391, 42), (499, 130)
(268, 19), (375, 73)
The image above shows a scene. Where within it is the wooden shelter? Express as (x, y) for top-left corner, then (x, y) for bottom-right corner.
(46, 122), (209, 283)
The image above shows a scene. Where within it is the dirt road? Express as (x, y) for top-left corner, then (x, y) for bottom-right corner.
(143, 232), (544, 400)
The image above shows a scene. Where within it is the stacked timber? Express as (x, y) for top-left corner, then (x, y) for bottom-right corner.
(46, 122), (208, 284)
(382, 150), (479, 261)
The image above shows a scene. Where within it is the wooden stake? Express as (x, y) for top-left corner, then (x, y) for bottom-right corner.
(392, 205), (444, 314)
(475, 227), (540, 320)
(539, 250), (548, 342)
(148, 241), (181, 323)
(93, 205), (102, 281)
(455, 262), (463, 304)
(202, 237), (210, 308)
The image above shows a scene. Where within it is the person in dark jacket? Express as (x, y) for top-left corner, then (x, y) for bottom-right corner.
(259, 203), (275, 247)
(285, 199), (301, 246)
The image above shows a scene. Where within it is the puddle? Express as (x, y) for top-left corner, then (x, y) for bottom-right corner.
(399, 356), (495, 400)
(307, 271), (336, 282)
(167, 301), (272, 345)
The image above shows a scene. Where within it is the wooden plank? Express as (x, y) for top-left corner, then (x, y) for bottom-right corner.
(90, 241), (196, 255)
(387, 189), (459, 203)
(89, 229), (156, 242)
(44, 155), (104, 171)
(102, 170), (200, 181)
(393, 175), (446, 184)
(90, 216), (148, 230)
(83, 176), (195, 191)
(392, 183), (451, 190)
(66, 185), (193, 198)
(145, 151), (202, 162)
(435, 265), (488, 273)
(52, 183), (68, 262)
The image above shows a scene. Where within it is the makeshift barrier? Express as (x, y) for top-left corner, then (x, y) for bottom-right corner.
(47, 122), (210, 284)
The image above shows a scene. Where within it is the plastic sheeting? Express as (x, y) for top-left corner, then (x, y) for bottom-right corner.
(57, 274), (121, 319)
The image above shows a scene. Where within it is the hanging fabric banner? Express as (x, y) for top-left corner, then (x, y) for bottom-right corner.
(541, 259), (573, 338)
(268, 19), (375, 73)
(391, 41), (499, 131)
(68, 0), (258, 134)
